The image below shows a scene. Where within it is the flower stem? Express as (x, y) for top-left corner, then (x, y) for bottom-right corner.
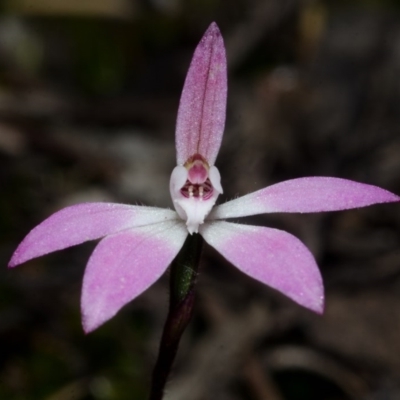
(149, 233), (203, 400)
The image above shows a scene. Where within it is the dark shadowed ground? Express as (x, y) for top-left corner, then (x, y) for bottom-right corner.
(1, 0), (400, 399)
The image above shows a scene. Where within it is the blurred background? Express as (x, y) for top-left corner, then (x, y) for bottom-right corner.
(1, 0), (400, 399)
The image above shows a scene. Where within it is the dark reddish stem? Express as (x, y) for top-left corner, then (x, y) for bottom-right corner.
(149, 233), (203, 400)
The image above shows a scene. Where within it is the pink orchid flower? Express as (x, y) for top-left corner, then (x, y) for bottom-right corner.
(9, 23), (399, 333)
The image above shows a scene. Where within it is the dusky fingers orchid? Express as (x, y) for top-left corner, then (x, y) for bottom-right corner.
(8, 22), (399, 334)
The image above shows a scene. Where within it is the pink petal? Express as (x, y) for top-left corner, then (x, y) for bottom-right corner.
(9, 203), (178, 267)
(175, 22), (227, 166)
(210, 177), (400, 219)
(81, 220), (187, 332)
(200, 221), (324, 313)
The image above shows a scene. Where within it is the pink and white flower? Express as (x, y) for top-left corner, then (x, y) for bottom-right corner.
(9, 23), (399, 333)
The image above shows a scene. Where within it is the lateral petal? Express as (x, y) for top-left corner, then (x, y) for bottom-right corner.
(81, 220), (188, 332)
(175, 22), (227, 166)
(209, 177), (400, 219)
(9, 203), (178, 267)
(200, 221), (324, 313)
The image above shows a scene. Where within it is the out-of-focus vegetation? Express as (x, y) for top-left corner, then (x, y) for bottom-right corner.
(1, 0), (400, 399)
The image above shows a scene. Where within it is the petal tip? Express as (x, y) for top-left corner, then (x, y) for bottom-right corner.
(205, 21), (221, 37)
(197, 22), (223, 55)
(387, 193), (400, 203)
(8, 256), (17, 268)
(81, 308), (104, 334)
(311, 296), (325, 315)
(8, 248), (24, 268)
(291, 289), (325, 315)
(296, 292), (324, 315)
(82, 319), (97, 334)
(302, 281), (325, 315)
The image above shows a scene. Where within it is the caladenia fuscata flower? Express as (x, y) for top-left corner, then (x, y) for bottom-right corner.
(8, 22), (400, 338)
